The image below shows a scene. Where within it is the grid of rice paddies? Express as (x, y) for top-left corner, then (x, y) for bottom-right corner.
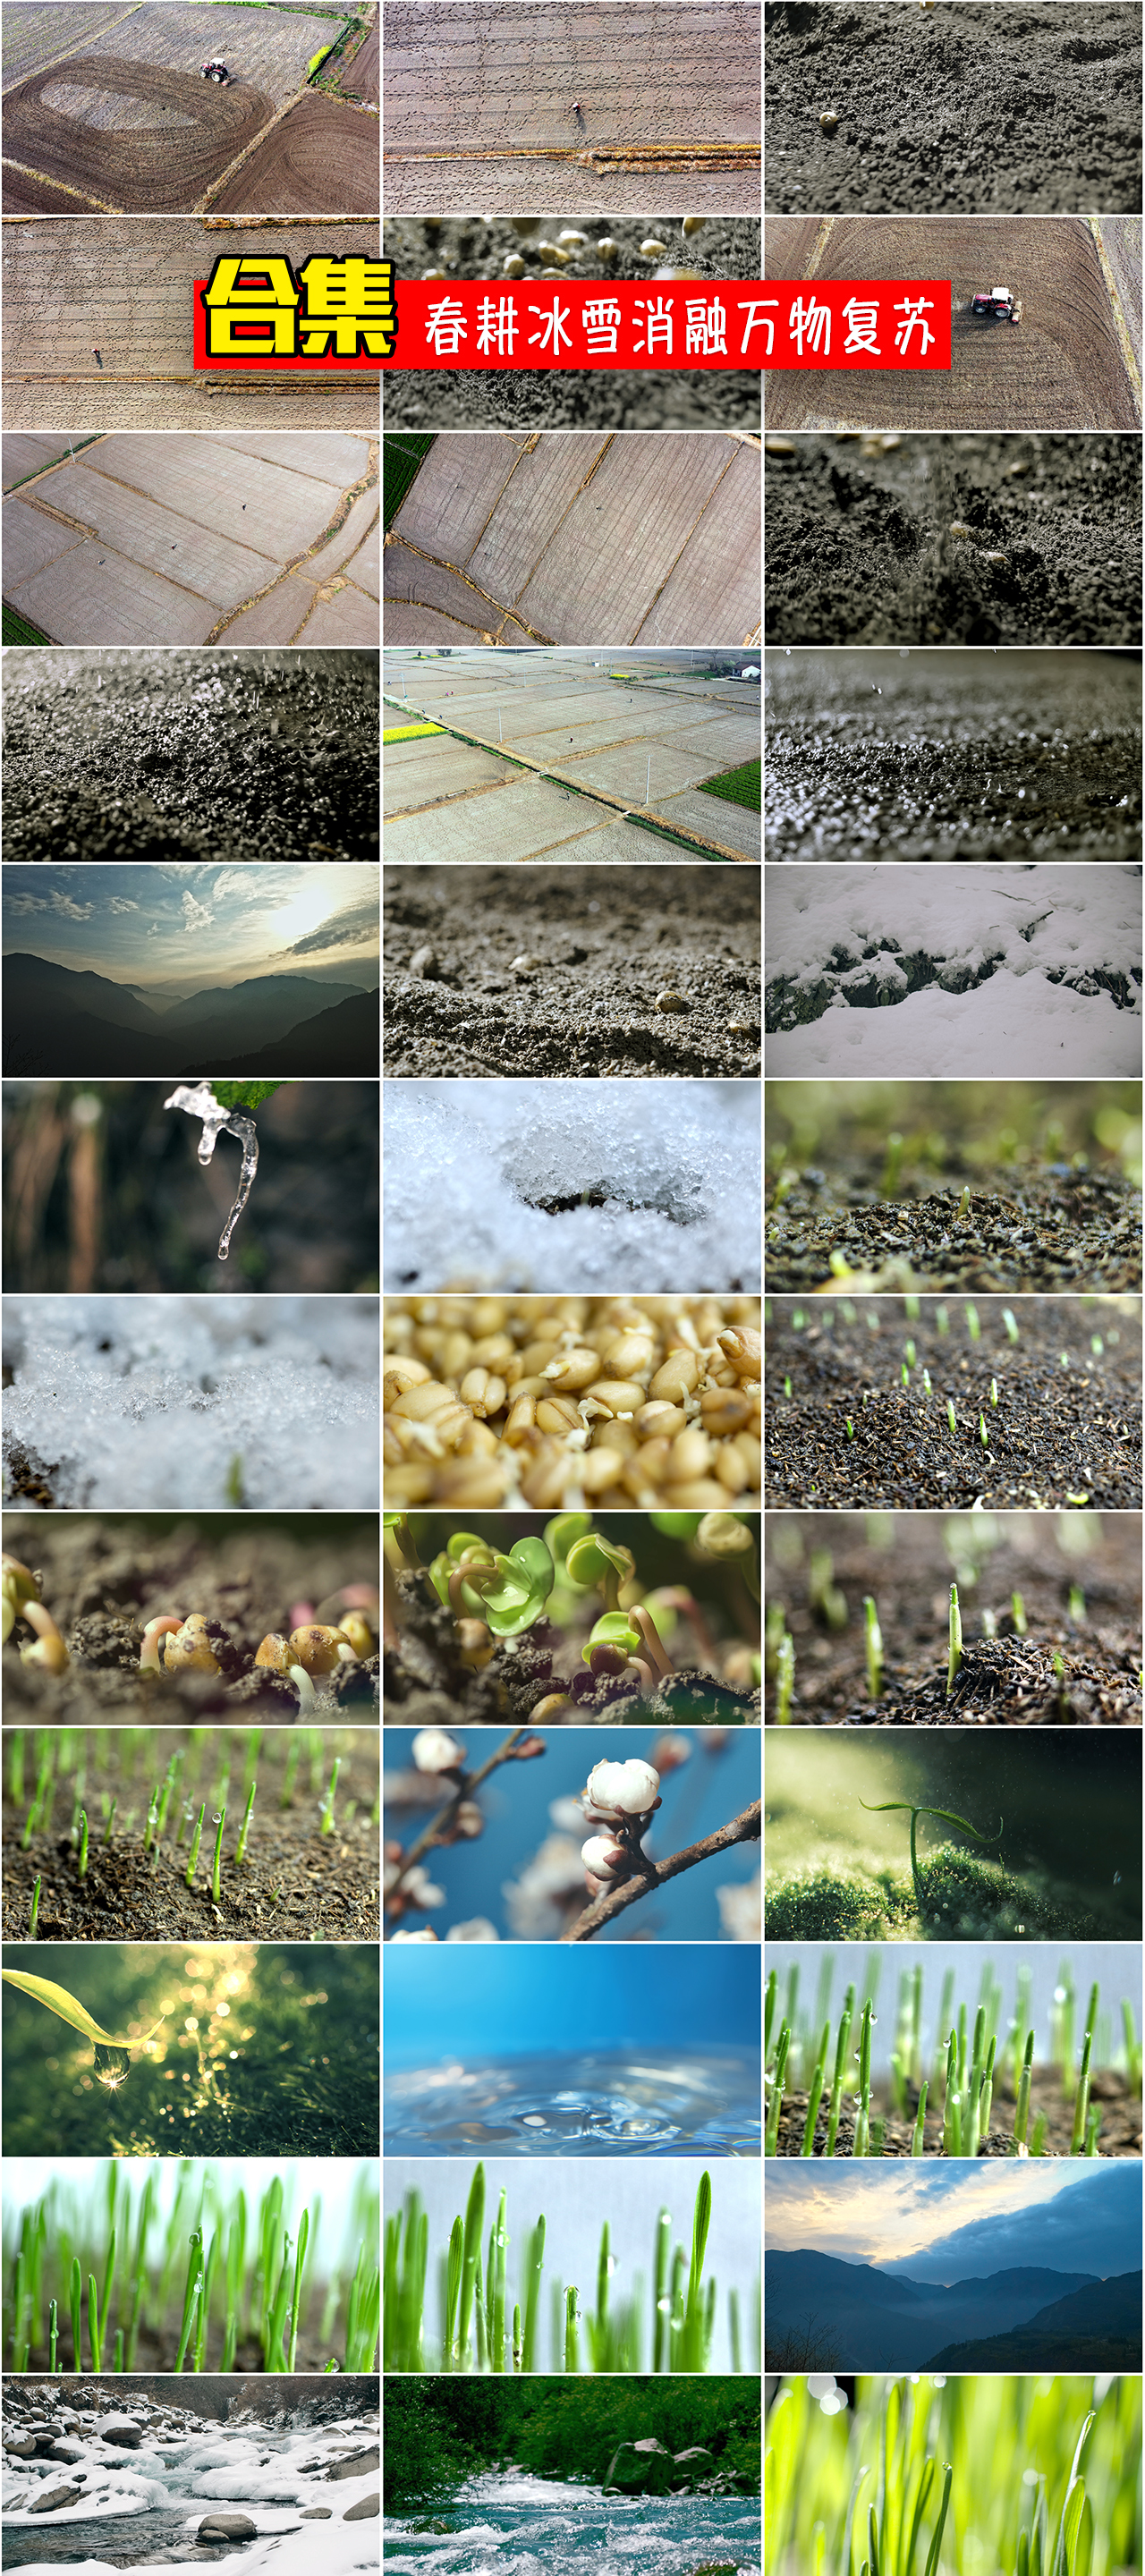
(0, 0), (385, 2554)
(380, 0), (765, 2555)
(762, 0), (1145, 2554)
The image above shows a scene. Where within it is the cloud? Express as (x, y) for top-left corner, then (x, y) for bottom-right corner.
(181, 891), (215, 935)
(766, 2161), (1142, 2284)
(5, 894), (48, 915)
(148, 923), (162, 938)
(107, 898), (140, 914)
(284, 912), (378, 958)
(50, 892), (94, 920)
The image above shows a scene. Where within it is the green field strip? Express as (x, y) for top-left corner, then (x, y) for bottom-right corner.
(695, 754), (761, 811)
(384, 433), (436, 530)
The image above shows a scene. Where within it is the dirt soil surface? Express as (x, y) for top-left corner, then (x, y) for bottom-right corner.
(2, 58), (275, 212)
(764, 647), (1143, 863)
(208, 92), (380, 216)
(331, 15), (379, 104)
(0, 1513), (380, 1724)
(383, 860), (760, 1076)
(386, 1563), (761, 1728)
(765, 1512), (1142, 1726)
(1, 647), (379, 866)
(764, 434), (1143, 646)
(765, 1293), (1143, 1510)
(776, 2072), (1142, 2157)
(1, 1724), (379, 1944)
(763, 215), (1141, 433)
(766, 1159), (1141, 1293)
(764, 2), (1144, 216)
(382, 214), (759, 428)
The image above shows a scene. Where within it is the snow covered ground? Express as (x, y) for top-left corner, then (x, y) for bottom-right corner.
(766, 864), (1142, 1076)
(3, 2396), (379, 2576)
(382, 1081), (761, 1292)
(0, 1295), (379, 1508)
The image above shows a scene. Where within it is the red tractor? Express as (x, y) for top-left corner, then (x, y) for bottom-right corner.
(200, 58), (232, 82)
(971, 284), (1022, 324)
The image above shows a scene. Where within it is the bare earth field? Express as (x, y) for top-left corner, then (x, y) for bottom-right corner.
(2, 431), (379, 646)
(208, 91), (379, 216)
(763, 434), (1143, 646)
(331, 13), (378, 104)
(383, 428), (762, 647)
(1, 4), (139, 85)
(2, 4), (369, 213)
(765, 0), (1144, 216)
(383, 0), (760, 215)
(764, 648), (1143, 864)
(763, 216), (1142, 433)
(2, 215), (380, 434)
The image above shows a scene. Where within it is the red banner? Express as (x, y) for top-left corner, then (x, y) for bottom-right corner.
(192, 258), (388, 370)
(379, 278), (772, 370)
(763, 281), (952, 369)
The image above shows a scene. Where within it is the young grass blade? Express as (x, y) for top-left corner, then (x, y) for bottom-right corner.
(0, 1970), (166, 2049)
(652, 2207), (671, 2371)
(564, 2284), (579, 2373)
(457, 2163), (485, 2368)
(70, 2257), (83, 2372)
(87, 2275), (101, 2373)
(522, 2215), (545, 2373)
(903, 2457), (936, 2576)
(1050, 2413), (1095, 2576)
(174, 2231), (204, 2372)
(922, 2465), (954, 2576)
(445, 2216), (463, 2367)
(287, 2210), (309, 2371)
(911, 2082), (929, 2157)
(841, 2465), (870, 2576)
(48, 2297), (58, 2374)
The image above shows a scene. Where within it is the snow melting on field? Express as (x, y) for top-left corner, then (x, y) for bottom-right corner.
(4, 2413), (379, 2576)
(766, 863), (1141, 1075)
(383, 1081), (761, 1292)
(0, 1293), (379, 1508)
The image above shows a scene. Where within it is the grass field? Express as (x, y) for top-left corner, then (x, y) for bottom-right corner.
(699, 754), (760, 811)
(2, 606), (50, 646)
(384, 432), (435, 530)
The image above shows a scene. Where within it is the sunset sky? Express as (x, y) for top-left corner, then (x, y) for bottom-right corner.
(2, 861), (379, 998)
(766, 2159), (1141, 2282)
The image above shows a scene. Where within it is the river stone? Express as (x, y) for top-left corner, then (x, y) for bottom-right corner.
(47, 2442), (87, 2462)
(325, 2447), (379, 2479)
(198, 2514), (259, 2539)
(301, 2507), (333, 2519)
(102, 2421), (145, 2447)
(4, 2437), (38, 2456)
(344, 2494), (380, 2521)
(30, 2484), (85, 2512)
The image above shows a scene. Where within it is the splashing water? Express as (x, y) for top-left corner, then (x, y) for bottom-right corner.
(165, 1083), (259, 1261)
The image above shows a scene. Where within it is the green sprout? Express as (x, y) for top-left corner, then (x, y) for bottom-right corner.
(947, 1581), (963, 1695)
(77, 1810), (89, 1881)
(1011, 1591), (1027, 1636)
(210, 1810), (225, 1904)
(432, 1532), (556, 1636)
(29, 1877), (40, 1938)
(319, 1760), (341, 1834)
(911, 2082), (928, 2157)
(881, 1131), (903, 1197)
(800, 2021), (830, 2157)
(764, 2024), (790, 2156)
(936, 1306), (948, 1335)
(990, 1377), (998, 1407)
(1003, 1309), (1019, 1341)
(904, 1340), (916, 1368)
(979, 1413), (988, 1449)
(845, 1418), (854, 1439)
(958, 1189), (971, 1222)
(235, 1782), (256, 1864)
(965, 1301), (980, 1336)
(185, 1802), (205, 1889)
(1068, 1585), (1085, 1621)
(784, 1375), (792, 1396)
(946, 1399), (957, 1436)
(852, 1998), (874, 2159)
(1013, 2027), (1035, 2149)
(862, 1596), (883, 1700)
(859, 1795), (1003, 1914)
(775, 1633), (795, 1724)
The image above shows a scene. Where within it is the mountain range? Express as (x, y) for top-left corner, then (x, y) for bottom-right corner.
(3, 954), (379, 1077)
(763, 2249), (1141, 2371)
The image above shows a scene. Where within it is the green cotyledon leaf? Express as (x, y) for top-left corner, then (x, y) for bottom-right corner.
(2, 1970), (166, 2048)
(209, 1082), (284, 1112)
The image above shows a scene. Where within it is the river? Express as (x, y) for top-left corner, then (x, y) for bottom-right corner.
(383, 2466), (761, 2575)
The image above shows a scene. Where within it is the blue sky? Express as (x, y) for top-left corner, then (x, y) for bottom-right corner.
(384, 1939), (759, 2066)
(765, 2158), (1141, 2282)
(2, 861), (379, 996)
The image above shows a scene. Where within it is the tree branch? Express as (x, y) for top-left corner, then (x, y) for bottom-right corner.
(559, 1798), (761, 1942)
(387, 1724), (530, 1898)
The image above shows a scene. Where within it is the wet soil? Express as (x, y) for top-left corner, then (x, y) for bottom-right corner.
(0, 1514), (380, 1724)
(765, 1511), (1142, 1727)
(1, 1730), (380, 1944)
(383, 862), (761, 1077)
(385, 1567), (761, 1727)
(776, 2071), (1142, 2156)
(764, 2), (1143, 216)
(764, 1292), (1142, 1509)
(764, 435), (1143, 647)
(382, 215), (761, 428)
(763, 646), (1143, 864)
(766, 1157), (1141, 1292)
(1, 649), (379, 866)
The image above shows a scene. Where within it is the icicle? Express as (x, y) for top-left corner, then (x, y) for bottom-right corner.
(164, 1082), (259, 1262)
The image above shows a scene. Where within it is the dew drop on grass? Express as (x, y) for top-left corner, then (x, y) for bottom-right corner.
(1115, 1872), (1122, 1884)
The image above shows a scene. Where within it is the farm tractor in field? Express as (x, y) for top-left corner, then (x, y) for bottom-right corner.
(971, 284), (1022, 324)
(200, 58), (232, 84)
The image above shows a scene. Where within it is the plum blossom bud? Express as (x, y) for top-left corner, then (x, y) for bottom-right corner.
(584, 1758), (660, 1818)
(388, 1928), (439, 1942)
(412, 1727), (465, 1774)
(581, 1834), (630, 1880)
(652, 1732), (692, 1775)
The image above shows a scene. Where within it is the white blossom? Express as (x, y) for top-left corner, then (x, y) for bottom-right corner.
(444, 1918), (501, 1942)
(584, 1757), (660, 1818)
(411, 1726), (465, 1774)
(387, 1928), (439, 1942)
(716, 1873), (761, 1941)
(581, 1833), (630, 1880)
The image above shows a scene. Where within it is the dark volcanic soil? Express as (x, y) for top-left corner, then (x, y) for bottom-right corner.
(766, 1157), (1141, 1292)
(383, 861), (760, 1076)
(0, 1514), (380, 1723)
(764, 434), (1143, 646)
(2, 1726), (380, 1943)
(764, 1292), (1142, 1509)
(766, 1511), (1142, 1725)
(776, 2072), (1142, 2156)
(1, 648), (379, 864)
(383, 215), (761, 427)
(764, 1), (1144, 216)
(764, 646), (1143, 862)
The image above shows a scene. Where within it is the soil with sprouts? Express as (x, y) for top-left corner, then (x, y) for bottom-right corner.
(1, 1729), (379, 1945)
(385, 1568), (760, 1728)
(767, 1156), (1141, 1293)
(0, 1515), (380, 1724)
(775, 2071), (1142, 2157)
(765, 1293), (1142, 1510)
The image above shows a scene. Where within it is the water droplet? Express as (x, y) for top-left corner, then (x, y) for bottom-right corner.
(1114, 1872), (1122, 1885)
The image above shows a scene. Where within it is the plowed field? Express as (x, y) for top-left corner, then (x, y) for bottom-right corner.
(2, 55), (273, 210)
(208, 90), (379, 214)
(331, 15), (378, 103)
(764, 216), (1142, 433)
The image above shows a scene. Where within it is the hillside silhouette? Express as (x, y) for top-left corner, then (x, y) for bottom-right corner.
(3, 954), (378, 1076)
(929, 2269), (1143, 2370)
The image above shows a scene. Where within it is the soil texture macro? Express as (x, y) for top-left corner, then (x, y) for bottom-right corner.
(764, 1292), (1141, 1512)
(764, 648), (1143, 863)
(764, 433), (1143, 647)
(2, 1722), (380, 1943)
(1, 647), (379, 867)
(765, 1509), (1142, 1728)
(384, 861), (760, 1077)
(765, 3), (1144, 216)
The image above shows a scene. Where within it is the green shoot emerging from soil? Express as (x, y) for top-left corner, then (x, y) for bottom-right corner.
(857, 1799), (1003, 1916)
